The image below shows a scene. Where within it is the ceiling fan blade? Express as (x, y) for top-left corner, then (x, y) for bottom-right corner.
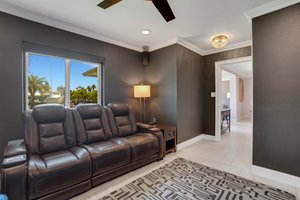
(98, 0), (122, 9)
(152, 0), (175, 22)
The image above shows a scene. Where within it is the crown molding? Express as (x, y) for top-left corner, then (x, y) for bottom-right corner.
(150, 37), (204, 55)
(0, 1), (210, 56)
(0, 1), (256, 56)
(149, 38), (252, 56)
(0, 1), (142, 52)
(149, 37), (205, 55)
(176, 37), (206, 55)
(149, 39), (177, 52)
(202, 40), (252, 56)
(245, 0), (300, 19)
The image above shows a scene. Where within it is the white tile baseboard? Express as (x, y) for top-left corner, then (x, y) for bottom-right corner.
(177, 134), (216, 151)
(251, 165), (300, 189)
(177, 133), (300, 191)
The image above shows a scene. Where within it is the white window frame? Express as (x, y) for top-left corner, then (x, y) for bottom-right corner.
(25, 52), (102, 110)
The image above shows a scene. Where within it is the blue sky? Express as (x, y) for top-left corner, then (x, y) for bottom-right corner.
(28, 54), (98, 90)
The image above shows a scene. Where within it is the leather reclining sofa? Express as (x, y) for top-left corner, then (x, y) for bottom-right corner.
(1, 103), (164, 200)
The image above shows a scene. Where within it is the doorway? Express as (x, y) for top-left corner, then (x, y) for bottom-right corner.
(215, 56), (253, 141)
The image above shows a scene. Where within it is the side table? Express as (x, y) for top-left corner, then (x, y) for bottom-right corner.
(154, 124), (177, 156)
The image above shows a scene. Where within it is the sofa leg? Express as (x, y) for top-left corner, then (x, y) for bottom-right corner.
(157, 157), (163, 161)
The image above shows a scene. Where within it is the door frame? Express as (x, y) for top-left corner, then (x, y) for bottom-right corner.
(215, 56), (252, 141)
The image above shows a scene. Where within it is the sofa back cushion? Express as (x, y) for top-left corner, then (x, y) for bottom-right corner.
(23, 104), (76, 155)
(73, 104), (112, 144)
(107, 103), (137, 137)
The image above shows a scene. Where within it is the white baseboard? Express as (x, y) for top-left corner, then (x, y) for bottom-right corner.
(251, 165), (300, 188)
(231, 118), (237, 123)
(177, 135), (300, 189)
(201, 134), (217, 141)
(177, 134), (216, 151)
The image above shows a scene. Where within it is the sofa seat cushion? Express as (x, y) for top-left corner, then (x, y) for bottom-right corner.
(28, 147), (91, 199)
(84, 138), (131, 176)
(123, 133), (159, 161)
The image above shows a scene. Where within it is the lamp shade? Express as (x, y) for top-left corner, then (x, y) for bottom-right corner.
(134, 85), (151, 98)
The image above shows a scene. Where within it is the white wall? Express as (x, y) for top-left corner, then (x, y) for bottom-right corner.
(236, 76), (253, 121)
(229, 75), (237, 121)
(236, 75), (244, 121)
(221, 81), (230, 108)
(222, 68), (253, 122)
(243, 78), (253, 119)
(228, 75), (253, 121)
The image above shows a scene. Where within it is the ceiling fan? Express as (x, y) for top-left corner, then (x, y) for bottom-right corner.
(97, 0), (175, 22)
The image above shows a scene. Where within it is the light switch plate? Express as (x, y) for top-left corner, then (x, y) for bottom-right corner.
(153, 117), (156, 123)
(211, 92), (216, 97)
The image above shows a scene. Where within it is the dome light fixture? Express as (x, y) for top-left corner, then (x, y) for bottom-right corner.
(142, 29), (151, 35)
(210, 34), (229, 48)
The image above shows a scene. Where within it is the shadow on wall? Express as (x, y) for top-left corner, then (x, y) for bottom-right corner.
(145, 85), (159, 123)
(109, 83), (143, 121)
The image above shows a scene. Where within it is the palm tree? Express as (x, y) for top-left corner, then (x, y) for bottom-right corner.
(56, 85), (66, 104)
(91, 84), (96, 91)
(56, 85), (65, 96)
(87, 85), (92, 92)
(28, 74), (50, 108)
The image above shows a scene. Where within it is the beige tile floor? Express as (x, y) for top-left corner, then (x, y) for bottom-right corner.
(72, 119), (299, 200)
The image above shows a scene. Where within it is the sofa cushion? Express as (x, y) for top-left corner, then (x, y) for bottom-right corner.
(123, 133), (159, 161)
(25, 104), (76, 154)
(38, 122), (67, 153)
(33, 104), (66, 124)
(110, 103), (129, 116)
(83, 138), (131, 176)
(115, 116), (133, 136)
(28, 147), (91, 199)
(107, 103), (137, 137)
(76, 104), (102, 119)
(73, 104), (112, 144)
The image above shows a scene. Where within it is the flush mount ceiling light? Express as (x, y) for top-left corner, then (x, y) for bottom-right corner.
(210, 34), (229, 48)
(142, 29), (151, 35)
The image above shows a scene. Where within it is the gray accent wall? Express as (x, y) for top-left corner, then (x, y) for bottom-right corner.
(252, 3), (300, 176)
(177, 45), (204, 143)
(203, 47), (251, 135)
(146, 44), (204, 144)
(3, 3), (299, 179)
(0, 12), (144, 163)
(145, 45), (178, 126)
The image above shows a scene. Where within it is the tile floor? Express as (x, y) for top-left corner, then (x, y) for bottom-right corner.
(72, 119), (299, 199)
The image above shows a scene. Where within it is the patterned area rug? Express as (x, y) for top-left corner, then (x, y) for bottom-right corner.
(100, 158), (295, 200)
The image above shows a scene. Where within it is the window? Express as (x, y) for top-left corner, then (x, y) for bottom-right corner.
(25, 52), (102, 109)
(70, 60), (99, 108)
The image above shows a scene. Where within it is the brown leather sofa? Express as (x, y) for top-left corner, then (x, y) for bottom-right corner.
(1, 103), (164, 200)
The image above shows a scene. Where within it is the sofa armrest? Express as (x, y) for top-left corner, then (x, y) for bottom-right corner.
(137, 123), (165, 160)
(4, 139), (27, 158)
(2, 139), (27, 169)
(1, 140), (27, 200)
(2, 154), (27, 169)
(137, 123), (161, 133)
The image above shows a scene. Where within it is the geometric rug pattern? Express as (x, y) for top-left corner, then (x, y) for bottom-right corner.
(100, 158), (295, 200)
